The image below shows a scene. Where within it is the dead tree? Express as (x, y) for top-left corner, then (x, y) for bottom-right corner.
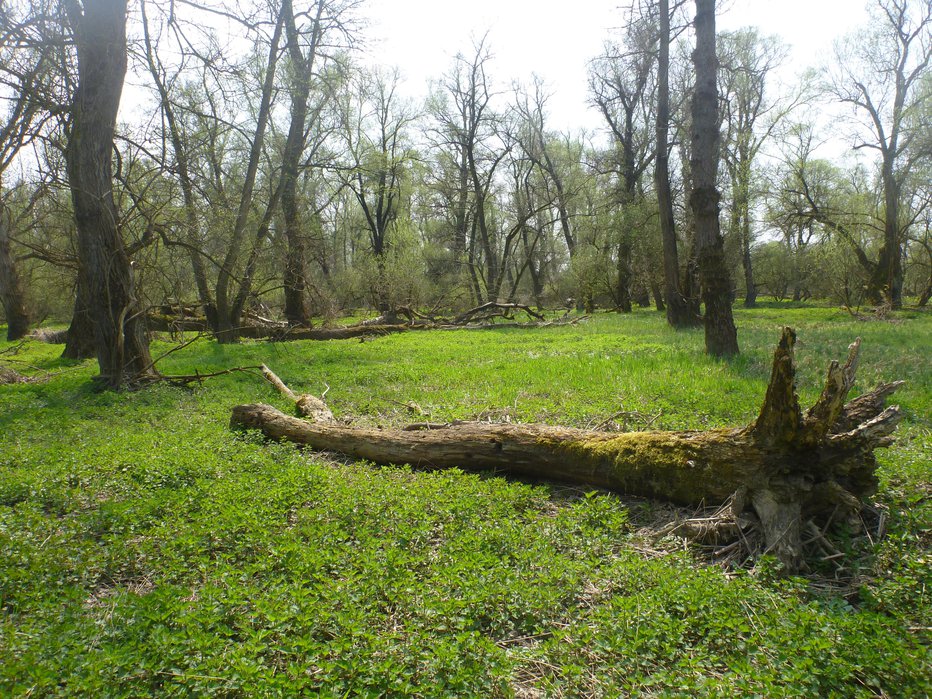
(231, 329), (902, 572)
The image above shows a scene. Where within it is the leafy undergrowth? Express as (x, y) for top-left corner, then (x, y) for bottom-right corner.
(1, 306), (929, 697)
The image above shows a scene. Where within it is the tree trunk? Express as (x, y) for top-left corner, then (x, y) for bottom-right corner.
(742, 219), (756, 308)
(655, 0), (695, 329)
(280, 0), (324, 327)
(214, 8), (285, 344)
(0, 201), (30, 340)
(61, 278), (96, 359)
(615, 238), (632, 313)
(231, 328), (901, 572)
(735, 177), (757, 308)
(918, 246), (931, 307)
(690, 0), (739, 357)
(65, 0), (154, 387)
(139, 0), (217, 330)
(651, 280), (665, 312)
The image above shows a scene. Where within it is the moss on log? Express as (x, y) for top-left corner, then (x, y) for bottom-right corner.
(230, 329), (902, 571)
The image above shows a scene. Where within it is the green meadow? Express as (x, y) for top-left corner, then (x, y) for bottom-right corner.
(1, 306), (929, 697)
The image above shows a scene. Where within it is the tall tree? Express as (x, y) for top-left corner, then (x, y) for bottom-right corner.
(63, 0), (154, 386)
(139, 0), (217, 329)
(514, 77), (577, 259)
(0, 1), (62, 340)
(213, 7), (285, 342)
(827, 0), (931, 308)
(337, 66), (417, 318)
(590, 8), (657, 313)
(690, 0), (738, 356)
(429, 38), (513, 305)
(655, 0), (697, 327)
(280, 0), (357, 325)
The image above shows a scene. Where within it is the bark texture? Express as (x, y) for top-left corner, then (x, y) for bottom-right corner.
(61, 278), (96, 359)
(65, 0), (154, 386)
(690, 0), (739, 356)
(231, 328), (901, 571)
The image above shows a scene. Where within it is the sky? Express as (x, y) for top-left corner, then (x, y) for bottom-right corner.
(360, 0), (873, 134)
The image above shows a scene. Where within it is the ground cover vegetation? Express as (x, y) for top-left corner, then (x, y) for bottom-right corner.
(1, 307), (929, 697)
(0, 0), (930, 693)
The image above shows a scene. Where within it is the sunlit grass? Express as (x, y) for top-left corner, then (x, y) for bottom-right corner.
(1, 305), (929, 697)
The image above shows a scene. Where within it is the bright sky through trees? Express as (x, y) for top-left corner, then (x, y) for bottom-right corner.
(363, 0), (872, 133)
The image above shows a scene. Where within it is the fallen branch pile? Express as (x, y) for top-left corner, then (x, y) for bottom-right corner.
(147, 302), (584, 342)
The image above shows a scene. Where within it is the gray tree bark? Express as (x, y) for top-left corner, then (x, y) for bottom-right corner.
(690, 0), (739, 356)
(64, 0), (154, 387)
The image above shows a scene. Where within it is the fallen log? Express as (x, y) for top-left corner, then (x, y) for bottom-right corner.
(230, 328), (901, 571)
(453, 302), (545, 324)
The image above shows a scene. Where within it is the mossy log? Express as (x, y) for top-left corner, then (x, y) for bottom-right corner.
(230, 329), (902, 571)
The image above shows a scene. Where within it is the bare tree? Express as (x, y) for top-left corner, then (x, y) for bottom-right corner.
(0, 0), (67, 339)
(690, 0), (738, 356)
(429, 38), (514, 305)
(590, 9), (657, 313)
(212, 5), (285, 342)
(513, 77), (578, 259)
(826, 0), (931, 308)
(139, 0), (218, 328)
(336, 66), (418, 318)
(280, 0), (357, 325)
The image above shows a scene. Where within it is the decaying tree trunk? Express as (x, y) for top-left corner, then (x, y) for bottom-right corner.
(231, 329), (902, 571)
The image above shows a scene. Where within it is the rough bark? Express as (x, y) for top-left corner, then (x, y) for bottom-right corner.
(61, 278), (96, 359)
(0, 201), (30, 340)
(690, 0), (739, 356)
(64, 0), (154, 386)
(614, 238), (633, 313)
(280, 0), (324, 327)
(231, 328), (901, 572)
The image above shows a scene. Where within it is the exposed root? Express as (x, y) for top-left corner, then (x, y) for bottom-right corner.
(636, 494), (890, 594)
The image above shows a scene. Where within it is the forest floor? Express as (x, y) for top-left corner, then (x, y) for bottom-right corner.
(1, 304), (929, 697)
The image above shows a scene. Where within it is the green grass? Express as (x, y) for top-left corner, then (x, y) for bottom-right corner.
(1, 306), (929, 697)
